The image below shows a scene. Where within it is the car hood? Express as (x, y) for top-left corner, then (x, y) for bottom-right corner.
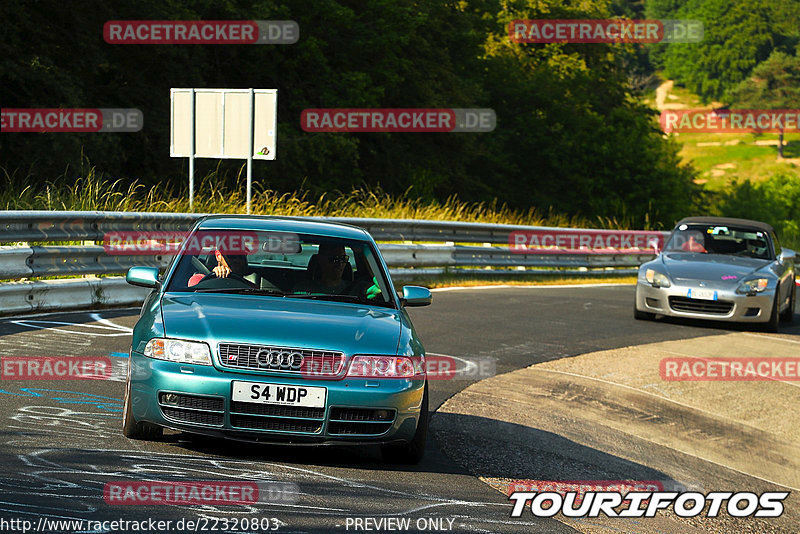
(160, 293), (402, 355)
(660, 253), (772, 285)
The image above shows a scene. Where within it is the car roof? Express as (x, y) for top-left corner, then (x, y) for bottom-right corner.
(196, 215), (370, 240)
(674, 216), (774, 234)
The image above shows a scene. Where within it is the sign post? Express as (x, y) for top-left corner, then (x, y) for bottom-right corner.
(170, 88), (277, 213)
(189, 89), (195, 210)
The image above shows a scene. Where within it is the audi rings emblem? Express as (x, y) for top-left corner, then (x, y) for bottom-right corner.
(255, 349), (304, 370)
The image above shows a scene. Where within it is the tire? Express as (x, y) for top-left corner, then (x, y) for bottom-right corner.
(634, 292), (655, 321)
(779, 278), (795, 323)
(762, 292), (780, 333)
(381, 383), (428, 464)
(122, 360), (163, 440)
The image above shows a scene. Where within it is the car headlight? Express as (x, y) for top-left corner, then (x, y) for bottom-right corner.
(346, 355), (418, 378)
(736, 278), (769, 294)
(143, 338), (212, 365)
(645, 269), (671, 288)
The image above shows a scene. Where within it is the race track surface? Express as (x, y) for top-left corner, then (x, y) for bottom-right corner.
(0, 285), (795, 533)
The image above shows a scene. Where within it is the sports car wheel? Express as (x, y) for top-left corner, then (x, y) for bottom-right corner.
(762, 293), (780, 333)
(381, 383), (428, 464)
(780, 278), (795, 323)
(633, 293), (655, 321)
(122, 360), (163, 440)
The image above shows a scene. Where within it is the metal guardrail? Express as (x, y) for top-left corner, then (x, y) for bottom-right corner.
(0, 210), (660, 244)
(0, 211), (663, 315)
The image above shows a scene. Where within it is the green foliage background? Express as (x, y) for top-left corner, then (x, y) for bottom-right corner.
(1, 0), (697, 228)
(0, 0), (797, 235)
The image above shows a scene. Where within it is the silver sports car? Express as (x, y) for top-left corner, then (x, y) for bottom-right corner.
(635, 217), (796, 331)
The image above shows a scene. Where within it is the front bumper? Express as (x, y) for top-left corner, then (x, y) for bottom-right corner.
(635, 281), (774, 322)
(129, 352), (425, 444)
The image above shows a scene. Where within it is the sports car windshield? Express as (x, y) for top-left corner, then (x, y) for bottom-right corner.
(664, 224), (773, 260)
(165, 230), (395, 308)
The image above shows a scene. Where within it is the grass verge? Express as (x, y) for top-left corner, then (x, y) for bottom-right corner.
(0, 168), (651, 230)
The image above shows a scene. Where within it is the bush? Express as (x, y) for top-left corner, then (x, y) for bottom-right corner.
(711, 173), (800, 249)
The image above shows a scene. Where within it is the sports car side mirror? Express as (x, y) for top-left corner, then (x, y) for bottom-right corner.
(126, 266), (161, 288)
(400, 286), (432, 307)
(779, 249), (796, 262)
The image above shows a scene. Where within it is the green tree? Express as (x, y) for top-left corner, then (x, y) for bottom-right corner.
(477, 0), (699, 225)
(712, 173), (800, 248)
(660, 0), (778, 103)
(727, 51), (800, 158)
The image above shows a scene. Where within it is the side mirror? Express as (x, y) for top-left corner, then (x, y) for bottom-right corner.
(126, 266), (160, 289)
(779, 249), (796, 262)
(400, 286), (432, 307)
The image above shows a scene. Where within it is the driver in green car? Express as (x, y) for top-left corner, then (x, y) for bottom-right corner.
(297, 243), (382, 300)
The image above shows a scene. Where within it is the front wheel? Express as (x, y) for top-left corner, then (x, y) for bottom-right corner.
(122, 361), (163, 440)
(381, 383), (428, 464)
(761, 292), (780, 333)
(634, 291), (655, 321)
(779, 278), (795, 323)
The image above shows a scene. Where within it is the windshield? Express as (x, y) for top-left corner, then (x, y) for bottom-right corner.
(664, 224), (773, 260)
(165, 230), (394, 308)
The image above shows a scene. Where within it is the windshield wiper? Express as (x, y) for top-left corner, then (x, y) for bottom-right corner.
(193, 288), (287, 296)
(285, 293), (364, 303)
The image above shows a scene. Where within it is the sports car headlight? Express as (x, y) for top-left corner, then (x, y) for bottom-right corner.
(645, 269), (671, 288)
(346, 355), (418, 378)
(143, 338), (212, 365)
(737, 278), (769, 294)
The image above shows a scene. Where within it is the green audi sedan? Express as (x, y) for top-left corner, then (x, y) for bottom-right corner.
(123, 215), (432, 463)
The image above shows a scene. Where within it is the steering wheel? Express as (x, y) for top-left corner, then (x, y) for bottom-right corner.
(342, 278), (372, 299)
(191, 256), (211, 275)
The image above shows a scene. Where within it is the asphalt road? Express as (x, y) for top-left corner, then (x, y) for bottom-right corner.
(0, 285), (785, 533)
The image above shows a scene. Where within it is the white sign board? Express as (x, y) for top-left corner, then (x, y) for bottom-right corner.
(170, 88), (277, 160)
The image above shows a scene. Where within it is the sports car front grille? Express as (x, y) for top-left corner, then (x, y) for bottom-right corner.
(159, 393), (223, 411)
(230, 414), (323, 433)
(329, 407), (395, 422)
(669, 297), (733, 315)
(230, 401), (324, 419)
(328, 421), (393, 435)
(161, 407), (224, 426)
(159, 387), (398, 437)
(218, 343), (345, 376)
(328, 407), (396, 435)
(159, 393), (225, 427)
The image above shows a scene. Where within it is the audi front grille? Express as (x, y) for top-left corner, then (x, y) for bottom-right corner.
(218, 343), (346, 375)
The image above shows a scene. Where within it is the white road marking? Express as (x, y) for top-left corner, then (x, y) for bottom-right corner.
(742, 332), (800, 344)
(1, 308), (139, 321)
(89, 313), (133, 332)
(9, 319), (131, 337)
(426, 352), (478, 375)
